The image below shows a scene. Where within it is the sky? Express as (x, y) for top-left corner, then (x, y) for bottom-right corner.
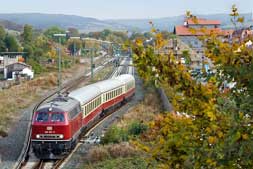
(0, 0), (252, 19)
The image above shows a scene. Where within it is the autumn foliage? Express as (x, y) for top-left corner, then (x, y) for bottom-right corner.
(132, 5), (253, 168)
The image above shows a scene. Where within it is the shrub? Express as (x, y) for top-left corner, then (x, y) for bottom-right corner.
(86, 146), (110, 163)
(107, 142), (137, 158)
(128, 121), (148, 136)
(27, 59), (44, 74)
(101, 125), (128, 144)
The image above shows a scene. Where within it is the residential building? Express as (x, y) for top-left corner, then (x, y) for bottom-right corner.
(174, 17), (232, 70)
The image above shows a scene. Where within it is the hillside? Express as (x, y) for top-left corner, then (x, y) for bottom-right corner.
(0, 13), (128, 32)
(108, 13), (253, 31)
(0, 19), (23, 31)
(0, 13), (251, 32)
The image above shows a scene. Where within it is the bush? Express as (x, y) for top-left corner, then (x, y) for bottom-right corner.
(128, 121), (148, 136)
(27, 59), (44, 74)
(107, 142), (137, 158)
(101, 125), (128, 144)
(86, 146), (110, 163)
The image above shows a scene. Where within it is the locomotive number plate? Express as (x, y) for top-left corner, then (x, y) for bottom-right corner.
(46, 126), (53, 131)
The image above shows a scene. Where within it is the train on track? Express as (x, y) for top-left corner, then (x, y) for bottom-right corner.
(31, 74), (135, 159)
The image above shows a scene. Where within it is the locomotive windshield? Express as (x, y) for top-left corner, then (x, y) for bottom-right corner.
(51, 113), (65, 122)
(36, 112), (49, 122)
(35, 112), (65, 122)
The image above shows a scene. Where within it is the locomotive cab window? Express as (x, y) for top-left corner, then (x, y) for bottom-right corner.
(36, 112), (49, 122)
(51, 113), (65, 122)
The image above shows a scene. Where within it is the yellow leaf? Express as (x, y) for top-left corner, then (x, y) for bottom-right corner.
(206, 127), (212, 133)
(208, 136), (217, 144)
(151, 28), (156, 33)
(242, 134), (249, 140)
(135, 38), (143, 46)
(217, 131), (224, 138)
(207, 111), (216, 121)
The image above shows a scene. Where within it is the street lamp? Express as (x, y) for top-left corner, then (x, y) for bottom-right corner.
(53, 33), (66, 93)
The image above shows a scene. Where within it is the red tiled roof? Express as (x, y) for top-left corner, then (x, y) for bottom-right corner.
(175, 25), (231, 36)
(187, 18), (221, 25)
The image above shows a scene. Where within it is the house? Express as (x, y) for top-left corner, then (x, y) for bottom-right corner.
(173, 17), (232, 70)
(231, 28), (253, 42)
(5, 62), (34, 80)
(174, 18), (232, 36)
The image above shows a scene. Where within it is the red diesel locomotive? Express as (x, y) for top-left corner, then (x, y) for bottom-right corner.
(31, 74), (135, 159)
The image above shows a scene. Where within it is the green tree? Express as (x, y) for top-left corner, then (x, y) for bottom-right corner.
(5, 34), (19, 52)
(0, 25), (5, 40)
(44, 26), (66, 43)
(182, 50), (191, 65)
(22, 24), (33, 44)
(23, 44), (34, 58)
(0, 26), (6, 51)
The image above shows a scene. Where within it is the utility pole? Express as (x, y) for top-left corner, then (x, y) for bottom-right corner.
(90, 48), (95, 81)
(53, 33), (66, 93)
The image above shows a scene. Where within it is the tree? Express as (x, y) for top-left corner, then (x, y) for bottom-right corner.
(5, 34), (19, 52)
(22, 24), (33, 45)
(132, 6), (253, 168)
(182, 50), (191, 65)
(0, 25), (5, 40)
(23, 44), (34, 58)
(0, 26), (6, 51)
(67, 39), (82, 55)
(67, 27), (79, 37)
(44, 26), (66, 43)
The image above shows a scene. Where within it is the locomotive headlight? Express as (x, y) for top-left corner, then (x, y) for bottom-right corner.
(36, 134), (40, 139)
(59, 134), (64, 139)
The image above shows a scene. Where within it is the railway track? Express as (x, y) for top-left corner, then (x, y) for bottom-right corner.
(14, 58), (115, 169)
(110, 57), (132, 78)
(16, 57), (133, 169)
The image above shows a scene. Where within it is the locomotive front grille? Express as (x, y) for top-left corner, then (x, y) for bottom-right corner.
(36, 134), (64, 139)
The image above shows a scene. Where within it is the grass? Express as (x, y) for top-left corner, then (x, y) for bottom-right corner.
(116, 86), (162, 129)
(82, 157), (149, 169)
(78, 143), (150, 169)
(0, 73), (58, 136)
